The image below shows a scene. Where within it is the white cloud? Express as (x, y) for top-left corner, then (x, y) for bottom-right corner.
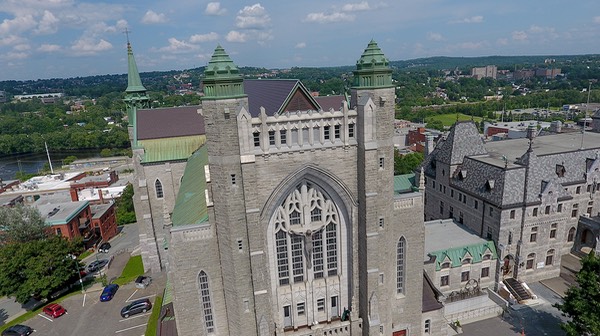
(341, 2), (370, 12)
(512, 31), (528, 41)
(71, 38), (112, 55)
(205, 2), (226, 16)
(38, 43), (61, 52)
(190, 32), (219, 43)
(304, 12), (355, 23)
(159, 37), (199, 53)
(142, 10), (167, 24)
(456, 42), (484, 50)
(594, 16), (600, 24)
(34, 10), (59, 34)
(0, 14), (36, 34)
(1, 51), (29, 60)
(0, 35), (25, 47)
(427, 32), (443, 41)
(295, 42), (306, 48)
(497, 38), (508, 46)
(235, 4), (271, 29)
(226, 31), (247, 43)
(116, 20), (128, 30)
(14, 44), (30, 51)
(450, 15), (484, 24)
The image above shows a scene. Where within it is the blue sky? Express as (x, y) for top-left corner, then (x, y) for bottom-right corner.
(1, 0), (600, 80)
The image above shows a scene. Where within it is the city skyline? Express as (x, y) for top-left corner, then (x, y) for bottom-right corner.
(1, 0), (600, 81)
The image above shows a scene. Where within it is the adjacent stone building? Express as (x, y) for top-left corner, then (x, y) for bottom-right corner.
(421, 121), (600, 286)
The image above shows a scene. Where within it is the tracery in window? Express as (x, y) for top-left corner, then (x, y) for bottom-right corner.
(273, 182), (340, 284)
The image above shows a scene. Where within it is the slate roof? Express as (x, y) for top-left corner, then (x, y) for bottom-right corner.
(136, 106), (204, 140)
(314, 95), (346, 112)
(171, 145), (209, 227)
(424, 219), (497, 271)
(435, 122), (487, 165)
(244, 79), (321, 117)
(422, 272), (444, 313)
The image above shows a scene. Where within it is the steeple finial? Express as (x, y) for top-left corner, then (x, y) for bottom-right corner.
(202, 45), (245, 99)
(352, 40), (393, 89)
(125, 33), (146, 94)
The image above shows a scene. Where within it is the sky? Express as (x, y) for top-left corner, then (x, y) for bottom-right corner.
(1, 0), (600, 81)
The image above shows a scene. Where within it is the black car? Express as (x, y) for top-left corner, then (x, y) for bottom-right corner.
(121, 298), (152, 318)
(86, 259), (109, 273)
(2, 324), (34, 336)
(98, 242), (111, 253)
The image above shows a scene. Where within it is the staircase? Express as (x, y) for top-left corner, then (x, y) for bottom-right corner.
(503, 278), (531, 302)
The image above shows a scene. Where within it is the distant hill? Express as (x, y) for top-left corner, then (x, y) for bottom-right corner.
(1, 54), (599, 98)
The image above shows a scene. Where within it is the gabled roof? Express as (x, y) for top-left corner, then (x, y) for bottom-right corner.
(314, 95), (346, 111)
(171, 145), (209, 227)
(244, 79), (321, 117)
(136, 106), (204, 140)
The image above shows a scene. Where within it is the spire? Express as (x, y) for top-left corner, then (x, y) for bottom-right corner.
(202, 45), (245, 100)
(126, 39), (147, 94)
(352, 39), (393, 89)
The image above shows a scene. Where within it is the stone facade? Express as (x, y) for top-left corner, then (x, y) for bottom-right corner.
(168, 42), (429, 336)
(422, 121), (600, 285)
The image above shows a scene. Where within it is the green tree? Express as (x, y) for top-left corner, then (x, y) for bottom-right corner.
(63, 155), (78, 165)
(100, 148), (112, 157)
(554, 252), (600, 336)
(394, 151), (424, 175)
(0, 205), (48, 244)
(0, 236), (83, 303)
(116, 184), (136, 225)
(425, 119), (444, 131)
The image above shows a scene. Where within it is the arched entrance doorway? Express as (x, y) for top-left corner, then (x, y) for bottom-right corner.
(502, 255), (515, 277)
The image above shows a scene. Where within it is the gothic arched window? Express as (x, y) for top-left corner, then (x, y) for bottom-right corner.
(198, 271), (215, 333)
(273, 182), (340, 284)
(155, 179), (164, 199)
(397, 237), (406, 294)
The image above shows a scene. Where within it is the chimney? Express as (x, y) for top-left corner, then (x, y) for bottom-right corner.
(98, 189), (104, 204)
(424, 134), (435, 156)
(70, 188), (79, 202)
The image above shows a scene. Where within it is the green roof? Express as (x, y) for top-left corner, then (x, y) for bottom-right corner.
(202, 45), (245, 99)
(125, 42), (146, 93)
(171, 145), (209, 227)
(139, 135), (206, 163)
(394, 173), (416, 194)
(352, 40), (393, 89)
(429, 241), (498, 271)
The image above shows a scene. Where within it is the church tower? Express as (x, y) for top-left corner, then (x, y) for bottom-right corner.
(352, 40), (424, 335)
(123, 39), (150, 147)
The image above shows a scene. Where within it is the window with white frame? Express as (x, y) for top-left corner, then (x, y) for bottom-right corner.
(198, 271), (215, 333)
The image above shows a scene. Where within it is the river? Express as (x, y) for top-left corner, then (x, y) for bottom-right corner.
(0, 150), (101, 181)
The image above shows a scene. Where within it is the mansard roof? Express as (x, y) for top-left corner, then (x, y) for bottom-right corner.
(435, 122), (487, 165)
(136, 106), (205, 140)
(243, 79), (322, 117)
(424, 219), (497, 271)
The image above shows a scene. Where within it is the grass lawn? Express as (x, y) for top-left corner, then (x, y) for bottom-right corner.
(145, 295), (163, 336)
(426, 113), (484, 126)
(113, 255), (144, 286)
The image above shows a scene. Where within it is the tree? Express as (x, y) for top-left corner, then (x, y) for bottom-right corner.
(116, 183), (136, 225)
(554, 252), (600, 336)
(0, 236), (83, 303)
(0, 205), (48, 244)
(425, 119), (445, 131)
(394, 151), (424, 175)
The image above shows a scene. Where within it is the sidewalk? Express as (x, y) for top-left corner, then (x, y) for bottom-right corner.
(539, 253), (581, 298)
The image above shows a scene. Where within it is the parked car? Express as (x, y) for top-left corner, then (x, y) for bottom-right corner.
(98, 242), (111, 253)
(1, 324), (34, 336)
(86, 259), (109, 273)
(43, 303), (66, 318)
(100, 284), (119, 302)
(120, 299), (152, 318)
(134, 276), (152, 289)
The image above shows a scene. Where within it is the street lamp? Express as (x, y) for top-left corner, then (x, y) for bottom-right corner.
(70, 254), (85, 293)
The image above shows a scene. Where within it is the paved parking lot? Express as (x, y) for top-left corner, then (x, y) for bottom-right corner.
(23, 281), (158, 336)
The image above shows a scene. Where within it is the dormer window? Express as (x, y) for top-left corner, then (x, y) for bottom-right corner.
(486, 179), (495, 191)
(441, 262), (451, 269)
(556, 164), (566, 177)
(461, 258), (471, 265)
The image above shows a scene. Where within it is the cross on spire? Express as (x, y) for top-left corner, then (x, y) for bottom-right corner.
(124, 28), (131, 44)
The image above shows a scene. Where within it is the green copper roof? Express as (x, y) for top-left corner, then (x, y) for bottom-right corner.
(430, 241), (498, 271)
(202, 45), (245, 99)
(125, 42), (146, 93)
(139, 135), (206, 163)
(394, 173), (416, 194)
(172, 145), (209, 227)
(352, 39), (393, 88)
